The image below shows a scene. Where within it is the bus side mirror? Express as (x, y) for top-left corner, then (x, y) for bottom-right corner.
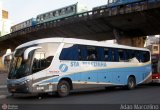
(24, 46), (42, 60)
(2, 53), (13, 65)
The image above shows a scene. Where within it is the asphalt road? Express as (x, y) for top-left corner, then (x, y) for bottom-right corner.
(0, 85), (160, 107)
(0, 73), (7, 85)
(1, 85), (160, 104)
(0, 73), (160, 110)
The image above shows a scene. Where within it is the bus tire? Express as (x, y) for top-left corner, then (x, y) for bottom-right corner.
(11, 93), (15, 97)
(57, 80), (70, 97)
(127, 76), (136, 90)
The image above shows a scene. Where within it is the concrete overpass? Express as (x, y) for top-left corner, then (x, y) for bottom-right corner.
(1, 0), (160, 53)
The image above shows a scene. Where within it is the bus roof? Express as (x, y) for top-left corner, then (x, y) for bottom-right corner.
(16, 37), (149, 51)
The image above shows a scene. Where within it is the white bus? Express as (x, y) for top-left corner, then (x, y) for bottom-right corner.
(5, 38), (152, 97)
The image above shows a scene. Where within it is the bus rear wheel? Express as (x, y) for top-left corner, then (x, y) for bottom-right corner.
(127, 76), (136, 90)
(57, 80), (70, 97)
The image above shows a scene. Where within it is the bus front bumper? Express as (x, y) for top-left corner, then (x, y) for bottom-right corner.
(32, 83), (58, 93)
(7, 83), (30, 93)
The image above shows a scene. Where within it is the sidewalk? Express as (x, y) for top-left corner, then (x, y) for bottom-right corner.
(0, 70), (7, 74)
(0, 72), (8, 96)
(0, 72), (8, 86)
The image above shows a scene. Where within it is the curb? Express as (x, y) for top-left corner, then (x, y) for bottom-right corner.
(0, 85), (7, 89)
(0, 95), (7, 99)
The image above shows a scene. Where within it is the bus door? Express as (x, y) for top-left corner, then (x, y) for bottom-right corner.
(31, 50), (50, 89)
(22, 46), (47, 92)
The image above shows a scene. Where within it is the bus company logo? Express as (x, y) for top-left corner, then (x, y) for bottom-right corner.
(59, 64), (68, 72)
(2, 104), (7, 110)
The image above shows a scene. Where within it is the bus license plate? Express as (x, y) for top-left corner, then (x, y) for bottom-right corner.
(11, 88), (16, 92)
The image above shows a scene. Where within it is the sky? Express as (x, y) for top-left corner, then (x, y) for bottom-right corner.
(0, 0), (107, 25)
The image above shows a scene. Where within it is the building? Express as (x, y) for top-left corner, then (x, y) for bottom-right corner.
(145, 35), (160, 46)
(146, 35), (160, 55)
(146, 44), (159, 55)
(0, 2), (12, 37)
(0, 2), (12, 72)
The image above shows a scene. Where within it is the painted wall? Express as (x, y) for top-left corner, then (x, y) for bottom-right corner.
(0, 2), (11, 37)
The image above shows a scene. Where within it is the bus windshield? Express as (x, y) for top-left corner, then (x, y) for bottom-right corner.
(8, 42), (60, 79)
(8, 47), (32, 79)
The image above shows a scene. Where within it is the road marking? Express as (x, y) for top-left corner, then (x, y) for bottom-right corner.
(0, 85), (7, 89)
(0, 95), (7, 99)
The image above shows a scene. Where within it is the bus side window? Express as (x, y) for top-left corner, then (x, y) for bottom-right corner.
(46, 56), (54, 67)
(139, 52), (144, 63)
(32, 52), (45, 73)
(113, 48), (119, 62)
(134, 51), (150, 63)
(79, 45), (87, 61)
(59, 44), (79, 60)
(127, 50), (133, 60)
(104, 48), (109, 61)
(142, 51), (150, 63)
(86, 46), (97, 61)
(107, 48), (113, 61)
(126, 50), (135, 62)
(118, 49), (127, 62)
(127, 50), (140, 63)
(97, 47), (105, 61)
(135, 51), (141, 62)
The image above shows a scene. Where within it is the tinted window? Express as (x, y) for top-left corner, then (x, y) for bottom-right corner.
(124, 50), (150, 63)
(86, 46), (97, 61)
(118, 49), (127, 62)
(59, 43), (150, 63)
(59, 44), (98, 61)
(142, 51), (150, 63)
(59, 44), (79, 60)
(32, 43), (60, 73)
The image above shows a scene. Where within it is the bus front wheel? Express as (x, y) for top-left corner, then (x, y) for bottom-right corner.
(127, 76), (136, 90)
(57, 80), (70, 97)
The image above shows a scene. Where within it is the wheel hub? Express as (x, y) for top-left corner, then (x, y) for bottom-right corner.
(60, 84), (68, 93)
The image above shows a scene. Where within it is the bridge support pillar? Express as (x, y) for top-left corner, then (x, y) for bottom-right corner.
(116, 36), (146, 47)
(113, 29), (146, 47)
